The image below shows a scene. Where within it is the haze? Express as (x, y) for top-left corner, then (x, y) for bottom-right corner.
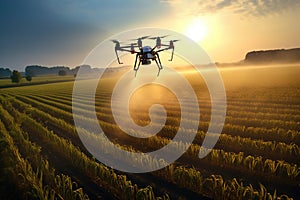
(1, 0), (300, 70)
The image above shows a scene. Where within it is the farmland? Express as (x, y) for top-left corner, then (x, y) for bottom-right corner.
(0, 75), (75, 88)
(0, 64), (299, 199)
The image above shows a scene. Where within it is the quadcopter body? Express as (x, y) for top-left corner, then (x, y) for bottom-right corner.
(140, 46), (154, 65)
(111, 36), (179, 76)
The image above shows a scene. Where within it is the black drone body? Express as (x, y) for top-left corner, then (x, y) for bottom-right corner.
(111, 36), (179, 76)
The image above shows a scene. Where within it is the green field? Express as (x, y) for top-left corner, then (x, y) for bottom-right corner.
(0, 75), (75, 88)
(0, 65), (299, 199)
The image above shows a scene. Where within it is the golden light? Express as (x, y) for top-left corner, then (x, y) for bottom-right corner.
(184, 18), (208, 42)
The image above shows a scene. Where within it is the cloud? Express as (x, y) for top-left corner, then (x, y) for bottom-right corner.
(162, 0), (300, 16)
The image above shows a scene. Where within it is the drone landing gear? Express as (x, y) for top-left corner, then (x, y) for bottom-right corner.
(133, 52), (163, 77)
(168, 47), (174, 61)
(134, 54), (141, 77)
(154, 59), (162, 77)
(155, 53), (163, 77)
(115, 49), (123, 64)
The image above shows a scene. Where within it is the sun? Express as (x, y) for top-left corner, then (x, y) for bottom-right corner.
(184, 18), (208, 42)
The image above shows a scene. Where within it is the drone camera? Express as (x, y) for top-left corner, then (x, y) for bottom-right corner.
(142, 60), (151, 65)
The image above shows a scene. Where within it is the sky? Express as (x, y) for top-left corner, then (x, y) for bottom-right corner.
(1, 0), (300, 71)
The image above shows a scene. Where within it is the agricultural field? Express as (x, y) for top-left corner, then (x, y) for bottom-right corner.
(0, 64), (299, 200)
(0, 75), (75, 88)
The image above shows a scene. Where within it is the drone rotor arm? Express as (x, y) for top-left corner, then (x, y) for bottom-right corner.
(150, 45), (158, 52)
(118, 47), (135, 53)
(115, 47), (137, 64)
(156, 47), (170, 53)
(120, 45), (132, 48)
(160, 44), (169, 47)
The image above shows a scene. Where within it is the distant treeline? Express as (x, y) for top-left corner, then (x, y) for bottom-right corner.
(0, 65), (106, 78)
(245, 48), (300, 64)
(25, 65), (78, 77)
(0, 68), (11, 78)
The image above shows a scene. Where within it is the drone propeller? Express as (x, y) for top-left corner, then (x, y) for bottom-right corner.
(155, 39), (180, 61)
(111, 39), (121, 44)
(111, 40), (122, 52)
(111, 39), (125, 64)
(111, 39), (130, 46)
(163, 40), (179, 43)
(130, 35), (150, 41)
(148, 35), (169, 40)
(130, 36), (150, 48)
(162, 39), (179, 46)
(149, 35), (169, 49)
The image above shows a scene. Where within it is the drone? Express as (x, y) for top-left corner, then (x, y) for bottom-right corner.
(111, 35), (179, 76)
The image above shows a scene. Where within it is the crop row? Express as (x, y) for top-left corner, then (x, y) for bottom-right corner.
(0, 105), (89, 200)
(226, 87), (300, 104)
(32, 93), (300, 126)
(7, 95), (300, 183)
(157, 166), (294, 200)
(9, 94), (299, 167)
(2, 97), (296, 200)
(5, 85), (300, 118)
(34, 90), (300, 121)
(0, 96), (170, 200)
(11, 93), (300, 165)
(28, 92), (300, 131)
(2, 80), (297, 198)
(12, 92), (300, 148)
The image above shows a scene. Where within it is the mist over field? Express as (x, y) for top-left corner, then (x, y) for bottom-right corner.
(220, 64), (300, 88)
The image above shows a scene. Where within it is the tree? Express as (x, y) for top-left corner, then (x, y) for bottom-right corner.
(58, 70), (66, 76)
(26, 75), (32, 82)
(10, 70), (22, 83)
(0, 68), (12, 78)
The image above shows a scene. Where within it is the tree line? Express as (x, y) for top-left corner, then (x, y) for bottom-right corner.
(3, 65), (101, 83)
(9, 69), (72, 84)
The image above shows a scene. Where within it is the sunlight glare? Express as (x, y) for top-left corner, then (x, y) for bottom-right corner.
(184, 18), (208, 42)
